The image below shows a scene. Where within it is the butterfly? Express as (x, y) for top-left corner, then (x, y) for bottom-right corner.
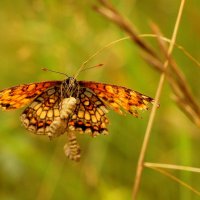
(0, 76), (155, 161)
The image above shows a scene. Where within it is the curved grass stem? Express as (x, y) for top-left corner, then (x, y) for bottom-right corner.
(132, 0), (186, 199)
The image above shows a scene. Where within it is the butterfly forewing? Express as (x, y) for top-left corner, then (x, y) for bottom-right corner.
(79, 81), (154, 117)
(0, 81), (61, 110)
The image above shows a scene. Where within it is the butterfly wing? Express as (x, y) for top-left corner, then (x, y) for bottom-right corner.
(0, 81), (61, 110)
(20, 85), (64, 136)
(79, 81), (154, 117)
(68, 88), (109, 136)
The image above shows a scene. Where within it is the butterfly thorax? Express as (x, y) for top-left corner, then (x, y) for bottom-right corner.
(61, 77), (80, 98)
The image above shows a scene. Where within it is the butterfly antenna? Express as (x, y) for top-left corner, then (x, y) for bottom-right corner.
(73, 36), (130, 79)
(80, 63), (104, 73)
(42, 68), (69, 77)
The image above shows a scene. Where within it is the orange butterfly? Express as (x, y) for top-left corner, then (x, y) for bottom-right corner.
(0, 76), (154, 160)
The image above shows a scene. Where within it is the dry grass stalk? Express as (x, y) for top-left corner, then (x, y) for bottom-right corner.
(144, 162), (200, 173)
(140, 34), (200, 69)
(94, 0), (159, 59)
(149, 23), (200, 127)
(94, 0), (200, 127)
(132, 0), (185, 198)
(144, 163), (200, 196)
(93, 0), (200, 199)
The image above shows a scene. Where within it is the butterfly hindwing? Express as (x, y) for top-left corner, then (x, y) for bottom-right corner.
(68, 88), (109, 136)
(20, 85), (63, 136)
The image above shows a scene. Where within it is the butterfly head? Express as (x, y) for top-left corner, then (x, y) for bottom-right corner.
(61, 77), (79, 98)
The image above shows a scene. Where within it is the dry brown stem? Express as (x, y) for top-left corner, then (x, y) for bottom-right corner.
(144, 162), (200, 196)
(94, 0), (200, 127)
(94, 0), (159, 59)
(150, 23), (200, 126)
(93, 0), (200, 199)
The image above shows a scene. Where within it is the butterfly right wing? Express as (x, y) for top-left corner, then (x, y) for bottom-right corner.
(79, 81), (155, 117)
(0, 81), (61, 110)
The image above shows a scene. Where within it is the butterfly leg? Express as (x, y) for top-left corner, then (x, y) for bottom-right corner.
(64, 130), (81, 161)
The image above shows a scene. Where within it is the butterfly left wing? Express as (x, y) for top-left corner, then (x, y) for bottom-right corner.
(0, 81), (61, 110)
(79, 81), (155, 117)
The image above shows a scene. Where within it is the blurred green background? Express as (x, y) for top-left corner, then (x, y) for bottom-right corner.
(0, 0), (200, 200)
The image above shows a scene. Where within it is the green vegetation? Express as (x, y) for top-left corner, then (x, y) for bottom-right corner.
(0, 1), (200, 200)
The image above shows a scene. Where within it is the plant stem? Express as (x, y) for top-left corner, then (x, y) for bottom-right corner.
(132, 0), (185, 199)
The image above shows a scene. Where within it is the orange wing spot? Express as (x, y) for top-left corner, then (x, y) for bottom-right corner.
(27, 84), (36, 91)
(69, 121), (75, 126)
(105, 85), (115, 94)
